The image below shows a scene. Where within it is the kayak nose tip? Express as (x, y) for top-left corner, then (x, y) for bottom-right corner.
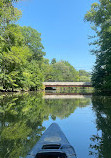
(50, 122), (60, 128)
(51, 122), (58, 125)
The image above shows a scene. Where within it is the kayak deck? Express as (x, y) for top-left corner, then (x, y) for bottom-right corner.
(26, 123), (77, 158)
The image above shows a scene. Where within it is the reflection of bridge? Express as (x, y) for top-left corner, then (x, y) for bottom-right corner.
(43, 94), (92, 99)
(43, 82), (92, 88)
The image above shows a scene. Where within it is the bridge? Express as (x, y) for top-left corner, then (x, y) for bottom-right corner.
(43, 82), (92, 88)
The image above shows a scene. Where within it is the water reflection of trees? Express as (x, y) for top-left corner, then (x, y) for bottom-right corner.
(0, 93), (90, 158)
(50, 87), (93, 94)
(45, 98), (91, 119)
(90, 96), (111, 158)
(0, 93), (47, 158)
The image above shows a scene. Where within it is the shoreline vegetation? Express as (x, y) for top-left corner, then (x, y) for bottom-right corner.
(0, 0), (91, 92)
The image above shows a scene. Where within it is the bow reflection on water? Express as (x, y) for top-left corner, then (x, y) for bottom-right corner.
(0, 92), (91, 158)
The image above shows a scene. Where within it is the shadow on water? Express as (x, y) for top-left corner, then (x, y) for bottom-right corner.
(0, 92), (91, 158)
(89, 96), (111, 158)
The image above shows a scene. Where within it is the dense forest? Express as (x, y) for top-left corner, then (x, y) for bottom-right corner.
(85, 0), (111, 92)
(0, 0), (90, 91)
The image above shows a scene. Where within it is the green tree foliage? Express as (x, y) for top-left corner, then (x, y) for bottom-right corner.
(41, 58), (54, 81)
(0, 24), (31, 91)
(21, 26), (45, 62)
(20, 27), (46, 90)
(44, 60), (80, 82)
(44, 60), (90, 82)
(51, 58), (56, 64)
(85, 0), (111, 92)
(0, 0), (21, 29)
(79, 70), (91, 82)
(0, 0), (45, 91)
(22, 61), (44, 90)
(62, 61), (79, 81)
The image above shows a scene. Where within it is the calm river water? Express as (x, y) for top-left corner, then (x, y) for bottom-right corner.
(0, 92), (111, 158)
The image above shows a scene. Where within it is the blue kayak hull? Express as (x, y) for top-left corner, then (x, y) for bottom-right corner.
(26, 123), (77, 158)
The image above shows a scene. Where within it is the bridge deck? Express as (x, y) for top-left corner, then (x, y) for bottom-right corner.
(43, 82), (92, 87)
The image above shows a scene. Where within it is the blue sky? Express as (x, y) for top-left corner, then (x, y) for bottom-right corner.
(15, 0), (97, 72)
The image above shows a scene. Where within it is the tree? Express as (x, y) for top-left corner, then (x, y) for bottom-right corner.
(22, 60), (44, 90)
(51, 58), (56, 64)
(0, 0), (24, 91)
(0, 0), (46, 91)
(44, 60), (79, 82)
(21, 26), (45, 62)
(41, 58), (54, 81)
(0, 0), (22, 29)
(0, 24), (31, 91)
(62, 61), (79, 81)
(85, 0), (111, 92)
(79, 70), (91, 82)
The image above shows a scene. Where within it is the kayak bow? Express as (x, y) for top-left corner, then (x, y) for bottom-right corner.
(26, 123), (77, 158)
